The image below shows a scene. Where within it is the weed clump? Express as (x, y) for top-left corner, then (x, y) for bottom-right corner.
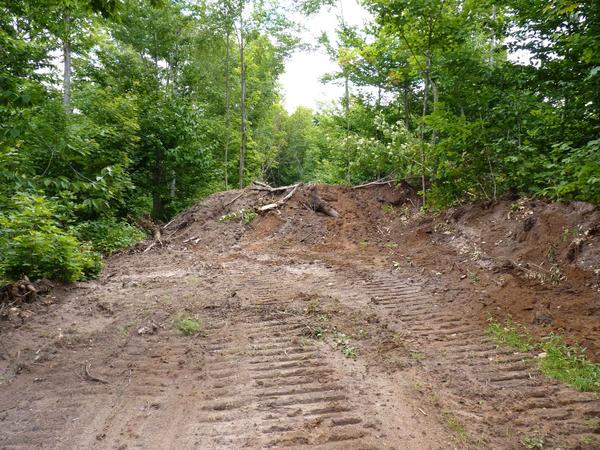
(539, 334), (600, 395)
(0, 194), (102, 282)
(487, 319), (600, 397)
(174, 313), (202, 336)
(443, 411), (466, 441)
(219, 208), (257, 225)
(486, 319), (534, 352)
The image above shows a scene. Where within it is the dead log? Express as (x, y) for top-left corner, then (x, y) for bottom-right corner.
(309, 187), (338, 218)
(1, 276), (39, 306)
(259, 184), (301, 212)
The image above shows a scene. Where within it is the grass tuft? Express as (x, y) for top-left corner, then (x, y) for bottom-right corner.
(443, 412), (466, 441)
(487, 319), (600, 397)
(485, 318), (534, 352)
(522, 434), (545, 449)
(174, 313), (202, 336)
(538, 334), (600, 395)
(382, 203), (395, 215)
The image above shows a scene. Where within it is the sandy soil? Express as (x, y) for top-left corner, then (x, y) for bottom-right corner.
(1, 184), (599, 449)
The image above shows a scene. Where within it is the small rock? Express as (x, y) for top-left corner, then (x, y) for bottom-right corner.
(137, 324), (158, 335)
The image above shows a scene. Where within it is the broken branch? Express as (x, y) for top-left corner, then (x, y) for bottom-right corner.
(251, 182), (300, 193)
(143, 242), (156, 253)
(352, 176), (394, 190)
(84, 361), (109, 384)
(258, 184), (301, 212)
(224, 191), (246, 207)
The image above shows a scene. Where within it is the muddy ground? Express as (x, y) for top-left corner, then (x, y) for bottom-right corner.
(1, 183), (600, 449)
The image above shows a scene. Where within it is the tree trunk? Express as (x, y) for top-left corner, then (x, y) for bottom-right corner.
(403, 82), (410, 130)
(431, 77), (438, 144)
(420, 49), (431, 207)
(344, 73), (350, 135)
(170, 170), (176, 198)
(62, 13), (72, 112)
(224, 29), (231, 189)
(238, 16), (247, 189)
(152, 150), (163, 219)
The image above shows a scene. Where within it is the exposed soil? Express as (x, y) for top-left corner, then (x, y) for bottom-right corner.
(1, 183), (600, 449)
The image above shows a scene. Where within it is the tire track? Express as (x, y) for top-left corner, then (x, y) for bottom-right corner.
(182, 305), (378, 449)
(302, 262), (600, 448)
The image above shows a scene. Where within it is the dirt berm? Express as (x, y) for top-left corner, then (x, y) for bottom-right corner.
(1, 183), (599, 449)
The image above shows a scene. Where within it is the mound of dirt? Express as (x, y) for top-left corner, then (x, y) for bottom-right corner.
(162, 183), (600, 360)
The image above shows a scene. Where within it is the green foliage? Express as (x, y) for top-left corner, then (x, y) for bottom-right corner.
(2, 0), (599, 285)
(219, 208), (257, 225)
(1, 0), (296, 285)
(174, 313), (203, 336)
(242, 209), (257, 224)
(73, 219), (146, 255)
(539, 334), (600, 396)
(0, 194), (102, 282)
(332, 332), (358, 359)
(486, 319), (534, 353)
(299, 0), (600, 207)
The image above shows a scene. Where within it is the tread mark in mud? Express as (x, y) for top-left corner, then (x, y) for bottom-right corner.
(348, 270), (600, 448)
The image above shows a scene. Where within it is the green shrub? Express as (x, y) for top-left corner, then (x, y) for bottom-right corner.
(174, 313), (202, 336)
(73, 218), (146, 254)
(0, 194), (102, 283)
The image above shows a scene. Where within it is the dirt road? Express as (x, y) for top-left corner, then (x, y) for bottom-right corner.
(1, 185), (600, 449)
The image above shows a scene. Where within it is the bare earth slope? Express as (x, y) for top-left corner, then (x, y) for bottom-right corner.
(1, 184), (599, 449)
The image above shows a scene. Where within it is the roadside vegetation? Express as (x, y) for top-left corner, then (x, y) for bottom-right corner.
(486, 319), (600, 397)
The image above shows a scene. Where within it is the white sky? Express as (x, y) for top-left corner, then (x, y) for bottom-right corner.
(280, 3), (537, 114)
(280, 0), (371, 113)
